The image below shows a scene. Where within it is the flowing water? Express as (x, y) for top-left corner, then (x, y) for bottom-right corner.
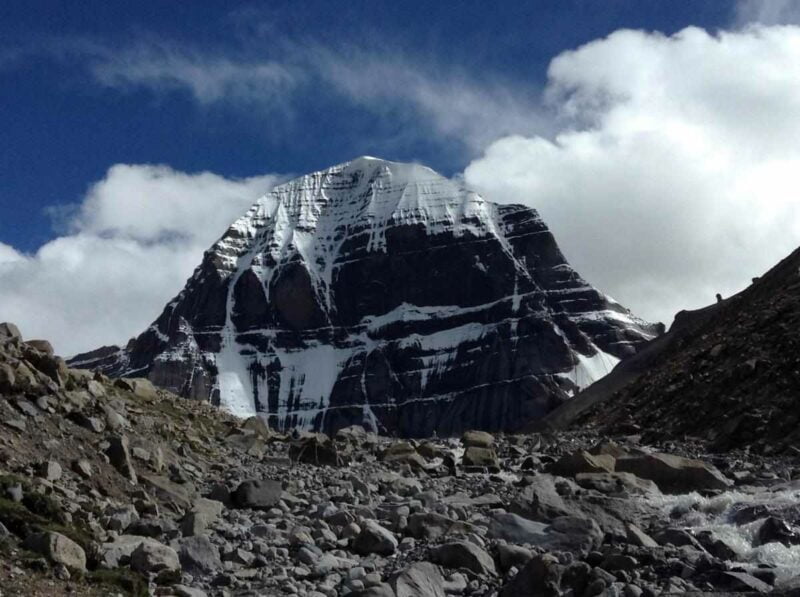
(639, 485), (800, 581)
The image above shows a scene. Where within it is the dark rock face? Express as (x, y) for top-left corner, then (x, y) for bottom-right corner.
(569, 243), (800, 454)
(69, 157), (657, 436)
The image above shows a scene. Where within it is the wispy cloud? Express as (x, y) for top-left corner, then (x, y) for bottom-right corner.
(0, 31), (547, 153)
(734, 0), (800, 26)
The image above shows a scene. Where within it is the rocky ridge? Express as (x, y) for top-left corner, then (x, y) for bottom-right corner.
(3, 322), (800, 596)
(566, 245), (800, 455)
(70, 157), (658, 437)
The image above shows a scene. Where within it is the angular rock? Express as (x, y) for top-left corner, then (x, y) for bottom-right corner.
(462, 430), (494, 448)
(353, 520), (398, 556)
(551, 450), (615, 477)
(430, 541), (497, 576)
(462, 446), (500, 470)
(614, 452), (730, 493)
(391, 561), (446, 597)
(500, 554), (563, 597)
(130, 538), (180, 573)
(105, 434), (137, 484)
(24, 532), (86, 572)
(178, 535), (223, 574)
(232, 479), (282, 510)
(0, 322), (21, 341)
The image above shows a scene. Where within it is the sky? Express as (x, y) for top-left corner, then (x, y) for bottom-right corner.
(2, 0), (800, 355)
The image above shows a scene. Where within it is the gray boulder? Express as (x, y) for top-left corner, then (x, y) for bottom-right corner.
(178, 535), (223, 574)
(430, 541), (497, 576)
(615, 452), (731, 493)
(391, 561), (446, 597)
(232, 479), (282, 509)
(130, 538), (180, 573)
(353, 520), (398, 556)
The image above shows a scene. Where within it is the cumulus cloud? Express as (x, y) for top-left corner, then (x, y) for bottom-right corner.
(0, 166), (280, 356)
(465, 25), (800, 325)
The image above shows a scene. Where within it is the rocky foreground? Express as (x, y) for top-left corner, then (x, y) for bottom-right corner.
(1, 322), (800, 596)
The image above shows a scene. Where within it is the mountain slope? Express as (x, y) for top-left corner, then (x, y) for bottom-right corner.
(71, 157), (658, 436)
(560, 245), (800, 453)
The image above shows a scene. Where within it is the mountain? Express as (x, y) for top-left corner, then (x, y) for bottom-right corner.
(541, 245), (800, 454)
(70, 157), (658, 436)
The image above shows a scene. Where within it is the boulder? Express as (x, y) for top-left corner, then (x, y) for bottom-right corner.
(289, 434), (348, 466)
(551, 450), (615, 477)
(407, 512), (454, 540)
(462, 430), (495, 448)
(496, 543), (534, 572)
(500, 554), (563, 597)
(24, 531), (86, 572)
(232, 479), (283, 510)
(462, 446), (500, 470)
(106, 434), (137, 484)
(178, 535), (223, 574)
(391, 561), (446, 597)
(37, 460), (62, 481)
(0, 322), (21, 341)
(614, 452), (730, 493)
(25, 339), (54, 355)
(130, 538), (180, 573)
(575, 472), (660, 496)
(353, 520), (397, 556)
(430, 541), (497, 576)
(98, 535), (149, 568)
(381, 442), (427, 469)
(625, 523), (659, 548)
(755, 516), (800, 547)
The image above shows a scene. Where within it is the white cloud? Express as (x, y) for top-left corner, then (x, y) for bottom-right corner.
(465, 25), (800, 326)
(89, 41), (298, 108)
(0, 243), (24, 264)
(0, 165), (280, 356)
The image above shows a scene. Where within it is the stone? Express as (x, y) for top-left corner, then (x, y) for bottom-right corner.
(500, 554), (563, 597)
(462, 446), (500, 470)
(575, 472), (660, 496)
(407, 512), (454, 540)
(24, 532), (86, 572)
(430, 541), (497, 576)
(37, 460), (62, 481)
(755, 516), (800, 547)
(381, 442), (427, 468)
(489, 512), (550, 544)
(98, 535), (148, 568)
(350, 584), (396, 597)
(69, 413), (106, 433)
(625, 523), (659, 548)
(721, 571), (772, 593)
(0, 364), (15, 393)
(289, 434), (348, 466)
(551, 450), (615, 477)
(353, 520), (398, 556)
(178, 535), (223, 574)
(614, 452), (731, 493)
(496, 543), (534, 572)
(26, 339), (54, 355)
(462, 430), (495, 448)
(391, 561), (446, 597)
(232, 479), (282, 509)
(241, 415), (271, 438)
(106, 434), (137, 484)
(0, 322), (21, 341)
(130, 538), (180, 573)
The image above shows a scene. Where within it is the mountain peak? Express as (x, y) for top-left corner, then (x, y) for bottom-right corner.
(70, 158), (659, 436)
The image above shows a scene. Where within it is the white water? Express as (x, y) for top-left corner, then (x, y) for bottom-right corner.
(640, 487), (800, 581)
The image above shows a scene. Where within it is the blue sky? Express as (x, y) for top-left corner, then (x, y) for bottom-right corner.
(1, 0), (733, 252)
(3, 0), (800, 354)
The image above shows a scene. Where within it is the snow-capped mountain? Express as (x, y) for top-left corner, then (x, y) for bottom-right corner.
(70, 157), (659, 436)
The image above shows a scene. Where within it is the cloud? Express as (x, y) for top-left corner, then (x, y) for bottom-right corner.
(88, 41), (299, 108)
(1, 34), (547, 154)
(0, 166), (280, 356)
(465, 25), (800, 326)
(735, 0), (800, 26)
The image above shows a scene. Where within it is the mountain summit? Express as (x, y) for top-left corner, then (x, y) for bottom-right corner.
(71, 157), (658, 435)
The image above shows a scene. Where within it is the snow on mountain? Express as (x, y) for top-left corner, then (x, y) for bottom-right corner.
(70, 157), (659, 436)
